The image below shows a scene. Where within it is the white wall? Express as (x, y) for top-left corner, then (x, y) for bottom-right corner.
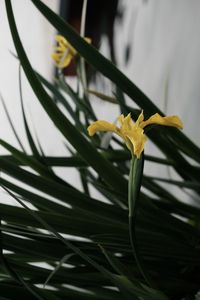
(0, 0), (61, 154)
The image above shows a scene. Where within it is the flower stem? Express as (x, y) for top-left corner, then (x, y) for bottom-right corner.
(128, 153), (153, 287)
(80, 0), (88, 37)
(80, 0), (88, 94)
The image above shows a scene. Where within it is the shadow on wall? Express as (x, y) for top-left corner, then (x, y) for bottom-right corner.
(58, 0), (120, 76)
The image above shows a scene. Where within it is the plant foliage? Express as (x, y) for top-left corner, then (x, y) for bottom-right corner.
(0, 1), (200, 299)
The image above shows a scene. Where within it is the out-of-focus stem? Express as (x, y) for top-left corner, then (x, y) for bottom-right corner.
(80, 0), (88, 94)
(128, 154), (153, 287)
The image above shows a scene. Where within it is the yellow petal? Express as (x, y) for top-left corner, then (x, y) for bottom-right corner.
(118, 113), (146, 157)
(125, 126), (146, 158)
(140, 113), (183, 129)
(135, 110), (144, 127)
(51, 53), (62, 65)
(52, 35), (92, 69)
(52, 35), (76, 69)
(118, 114), (125, 125)
(84, 37), (92, 44)
(55, 35), (76, 55)
(87, 120), (117, 136)
(51, 52), (73, 68)
(55, 35), (66, 44)
(118, 113), (135, 131)
(59, 54), (73, 68)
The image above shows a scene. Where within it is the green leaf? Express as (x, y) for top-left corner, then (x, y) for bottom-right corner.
(58, 77), (96, 121)
(0, 93), (25, 152)
(0, 156), (126, 223)
(18, 65), (41, 159)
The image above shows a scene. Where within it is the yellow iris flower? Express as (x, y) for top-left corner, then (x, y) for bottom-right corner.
(87, 111), (183, 159)
(52, 35), (91, 69)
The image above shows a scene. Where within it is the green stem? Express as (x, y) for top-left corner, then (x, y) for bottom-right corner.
(80, 0), (88, 94)
(128, 153), (152, 287)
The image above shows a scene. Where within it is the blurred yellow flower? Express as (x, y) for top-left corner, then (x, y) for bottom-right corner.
(52, 35), (91, 69)
(87, 111), (183, 158)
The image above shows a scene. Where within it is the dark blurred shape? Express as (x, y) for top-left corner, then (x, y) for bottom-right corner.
(125, 44), (131, 64)
(59, 0), (119, 76)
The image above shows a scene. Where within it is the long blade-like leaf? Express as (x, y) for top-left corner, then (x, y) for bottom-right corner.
(5, 0), (127, 195)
